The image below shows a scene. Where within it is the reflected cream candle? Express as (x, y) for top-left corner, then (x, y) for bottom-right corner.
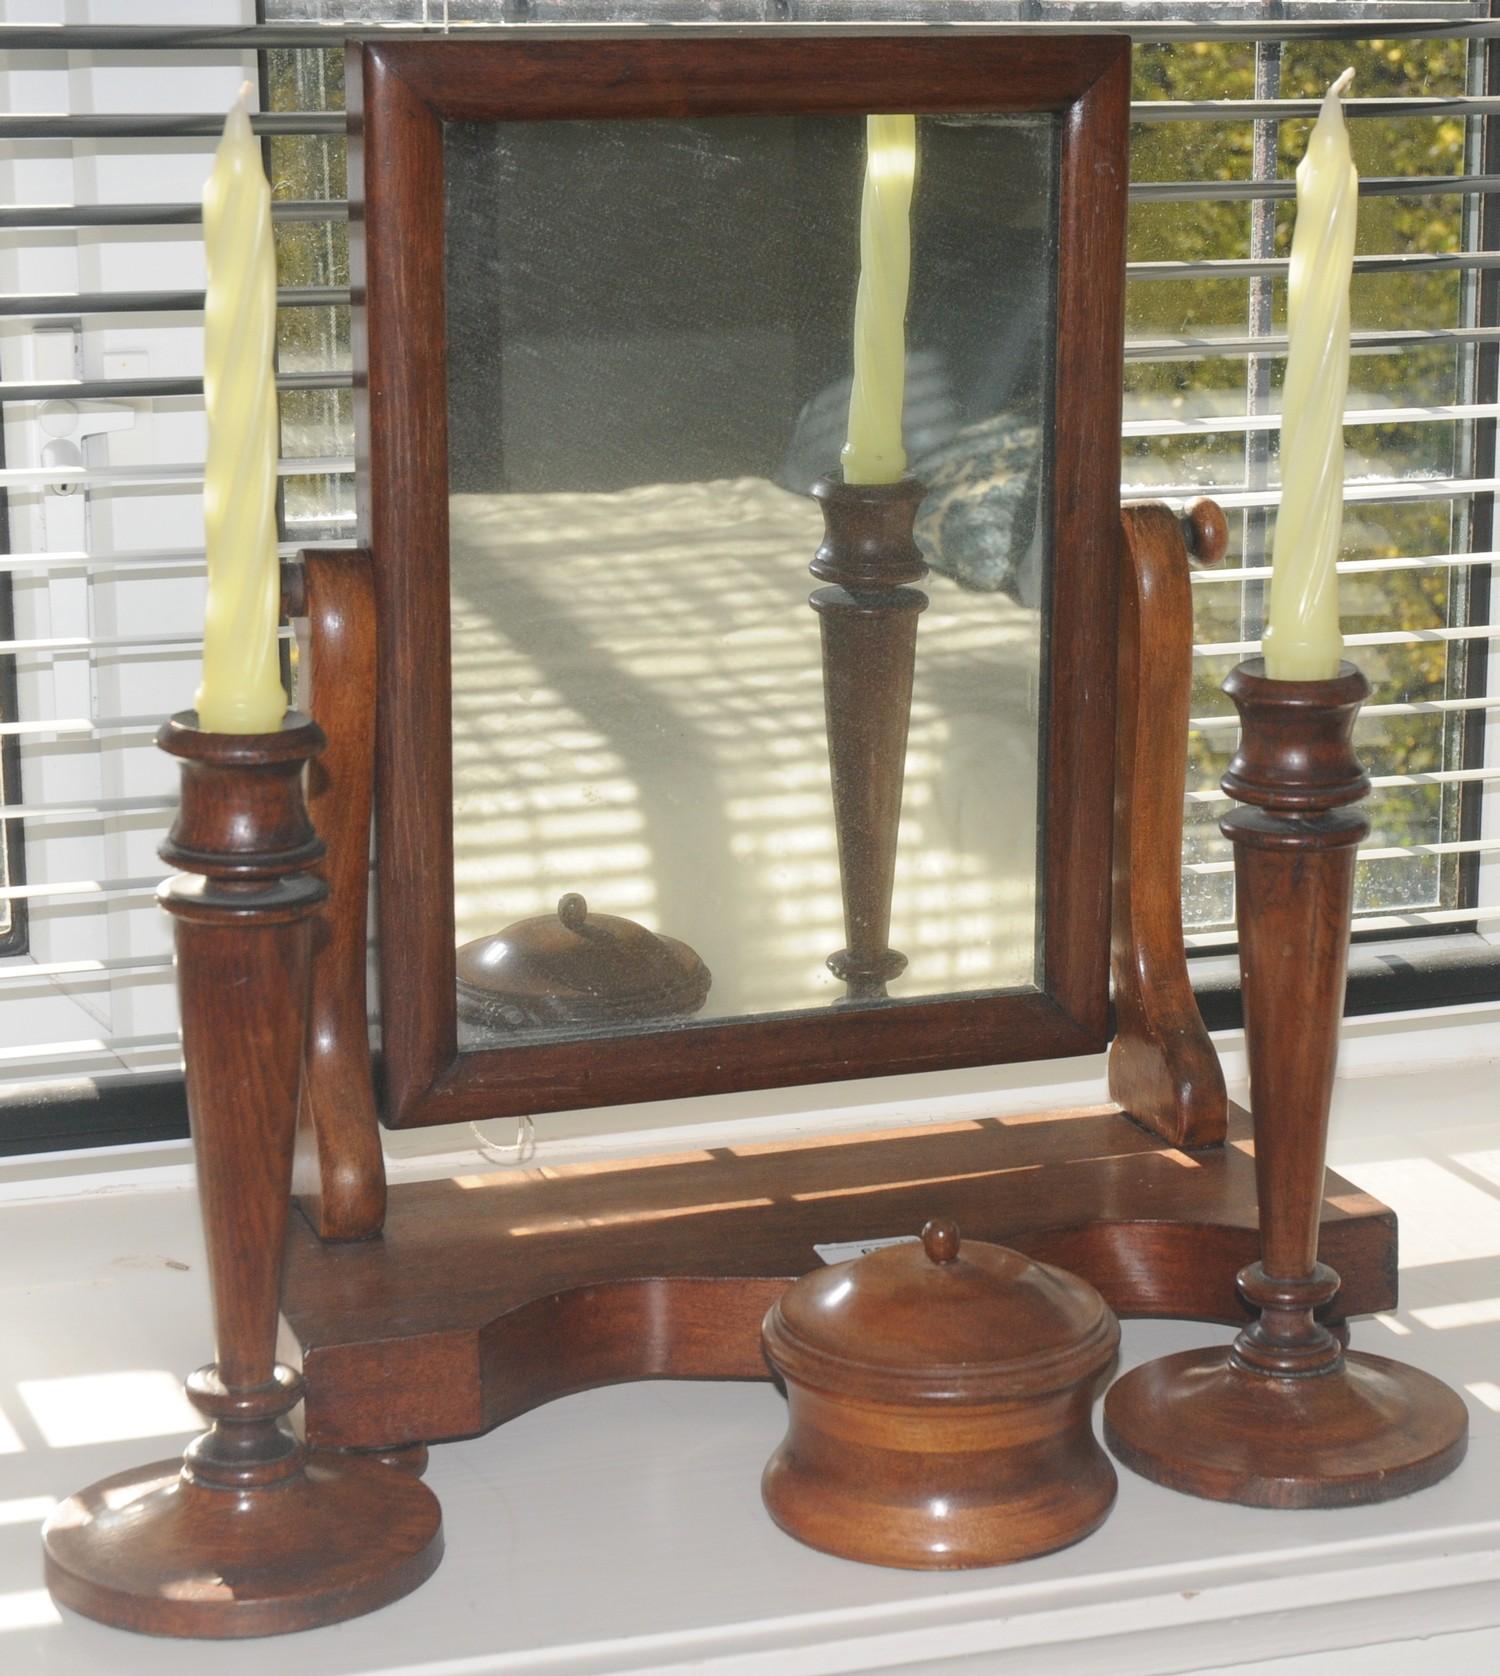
(842, 114), (917, 487)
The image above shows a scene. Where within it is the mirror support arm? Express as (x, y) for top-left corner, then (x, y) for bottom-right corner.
(284, 549), (388, 1241)
(1108, 500), (1229, 1149)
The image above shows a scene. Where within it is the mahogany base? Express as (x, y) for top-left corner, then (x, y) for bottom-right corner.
(43, 1453), (442, 1639)
(1103, 1347), (1469, 1509)
(282, 1103), (1398, 1451)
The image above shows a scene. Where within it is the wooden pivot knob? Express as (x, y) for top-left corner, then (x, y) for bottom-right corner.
(921, 1217), (960, 1264)
(1180, 498), (1228, 567)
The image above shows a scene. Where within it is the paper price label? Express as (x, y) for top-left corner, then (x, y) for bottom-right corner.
(812, 1234), (920, 1266)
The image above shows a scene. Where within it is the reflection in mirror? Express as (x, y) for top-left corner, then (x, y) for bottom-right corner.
(445, 112), (1057, 1048)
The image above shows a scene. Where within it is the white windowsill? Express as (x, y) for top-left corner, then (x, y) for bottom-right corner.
(2, 1017), (1498, 1674)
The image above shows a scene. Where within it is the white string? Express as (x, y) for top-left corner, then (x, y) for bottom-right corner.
(469, 1113), (537, 1167)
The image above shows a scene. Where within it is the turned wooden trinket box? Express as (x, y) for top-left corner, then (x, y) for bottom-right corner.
(762, 1218), (1120, 1568)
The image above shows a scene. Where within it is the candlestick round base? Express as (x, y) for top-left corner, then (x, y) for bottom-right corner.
(42, 1451), (442, 1638)
(1103, 1346), (1467, 1508)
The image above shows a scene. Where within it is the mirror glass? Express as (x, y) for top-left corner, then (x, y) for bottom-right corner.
(444, 112), (1057, 1048)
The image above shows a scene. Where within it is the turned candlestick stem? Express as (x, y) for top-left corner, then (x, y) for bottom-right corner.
(1103, 658), (1468, 1507)
(1221, 658), (1370, 1380)
(165, 716), (328, 1442)
(42, 712), (442, 1637)
(809, 473), (927, 1003)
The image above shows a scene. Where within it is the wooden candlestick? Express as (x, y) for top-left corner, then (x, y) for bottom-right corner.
(809, 473), (928, 1003)
(1103, 659), (1468, 1506)
(42, 713), (441, 1637)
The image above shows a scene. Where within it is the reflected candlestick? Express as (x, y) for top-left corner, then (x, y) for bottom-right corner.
(810, 473), (927, 1004)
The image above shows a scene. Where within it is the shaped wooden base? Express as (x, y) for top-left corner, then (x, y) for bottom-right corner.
(1104, 1347), (1468, 1509)
(43, 1449), (441, 1639)
(280, 1101), (1397, 1452)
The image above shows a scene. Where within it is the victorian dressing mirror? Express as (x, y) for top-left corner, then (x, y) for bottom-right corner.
(357, 32), (1128, 1128)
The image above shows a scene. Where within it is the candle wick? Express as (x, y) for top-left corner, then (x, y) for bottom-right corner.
(1330, 67), (1355, 100)
(235, 79), (254, 110)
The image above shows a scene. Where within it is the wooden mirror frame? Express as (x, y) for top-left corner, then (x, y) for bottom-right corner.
(351, 30), (1130, 1129)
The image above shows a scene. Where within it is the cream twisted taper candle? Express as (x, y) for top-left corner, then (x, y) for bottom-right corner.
(1263, 68), (1358, 682)
(842, 114), (917, 487)
(194, 85), (288, 734)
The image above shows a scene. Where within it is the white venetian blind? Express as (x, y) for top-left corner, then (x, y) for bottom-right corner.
(0, 1), (1496, 1138)
(1107, 0), (1500, 955)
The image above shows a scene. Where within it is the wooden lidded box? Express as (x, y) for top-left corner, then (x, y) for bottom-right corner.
(761, 1219), (1120, 1569)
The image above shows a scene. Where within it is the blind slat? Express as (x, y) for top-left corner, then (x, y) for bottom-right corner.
(1135, 95), (1500, 122)
(1192, 695), (1500, 733)
(0, 286), (347, 318)
(1193, 552), (1500, 584)
(0, 716), (162, 741)
(3, 16), (1499, 51)
(1124, 402), (1496, 439)
(0, 1035), (179, 1067)
(0, 111), (345, 139)
(0, 955), (172, 985)
(0, 877), (161, 907)
(2, 634), (210, 655)
(18, 259), (1491, 317)
(0, 200), (343, 230)
(0, 370), (350, 404)
(15, 175), (1500, 226)
(0, 629), (291, 657)
(1187, 766), (1500, 804)
(1188, 837), (1500, 874)
(0, 538), (351, 576)
(1, 388), (1477, 434)
(1129, 476), (1500, 511)
(0, 796), (177, 823)
(1131, 250), (1500, 281)
(1126, 325), (1500, 360)
(1188, 905), (1500, 947)
(0, 457), (353, 489)
(1195, 623), (1500, 658)
(1133, 173), (1500, 204)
